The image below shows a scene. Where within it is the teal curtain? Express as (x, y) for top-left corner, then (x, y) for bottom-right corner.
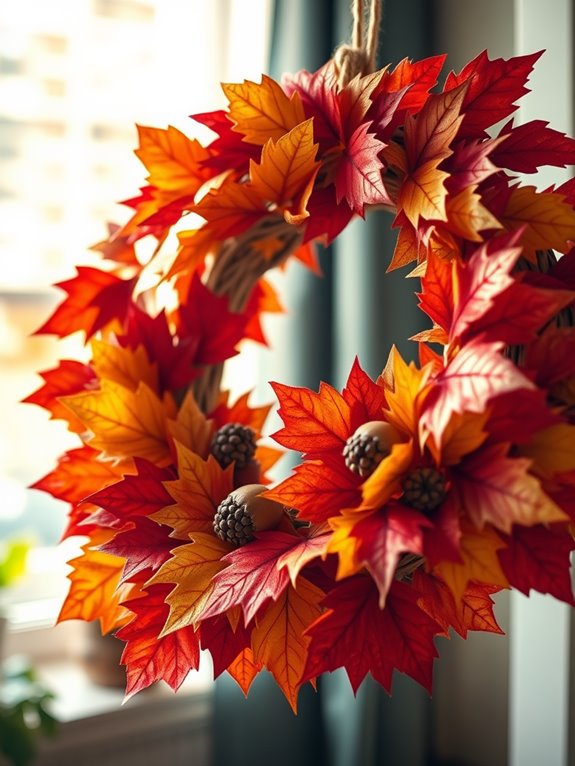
(212, 2), (434, 764)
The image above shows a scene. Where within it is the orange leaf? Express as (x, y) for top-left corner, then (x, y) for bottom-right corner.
(222, 75), (306, 145)
(24, 360), (95, 434)
(445, 186), (501, 241)
(435, 520), (509, 602)
(226, 647), (262, 696)
(249, 119), (320, 214)
(61, 380), (176, 466)
(91, 339), (158, 394)
(361, 440), (414, 509)
(502, 185), (575, 253)
(399, 84), (468, 227)
(193, 177), (267, 238)
(58, 530), (133, 634)
(153, 442), (233, 538)
(271, 380), (353, 454)
(146, 532), (232, 634)
(135, 125), (213, 195)
(166, 390), (214, 460)
(166, 228), (216, 281)
(430, 409), (489, 466)
(381, 346), (432, 437)
(251, 577), (324, 712)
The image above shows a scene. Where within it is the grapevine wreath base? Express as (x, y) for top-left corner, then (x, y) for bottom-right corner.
(28, 31), (575, 711)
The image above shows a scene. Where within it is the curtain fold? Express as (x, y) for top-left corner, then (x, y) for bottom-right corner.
(212, 2), (434, 764)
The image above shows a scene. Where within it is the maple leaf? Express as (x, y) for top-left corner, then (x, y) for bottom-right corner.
(147, 532), (232, 634)
(193, 177), (267, 239)
(35, 267), (136, 340)
(90, 223), (140, 267)
(61, 379), (176, 466)
(360, 440), (414, 509)
(116, 583), (200, 698)
(435, 520), (509, 602)
(166, 389), (214, 460)
(380, 346), (432, 437)
(58, 530), (133, 634)
(282, 63), (341, 152)
(191, 108), (260, 173)
(24, 360), (96, 433)
(377, 55), (447, 117)
(492, 119), (575, 173)
(452, 443), (567, 532)
(121, 305), (200, 392)
(175, 273), (249, 366)
(210, 390), (271, 436)
(265, 457), (361, 525)
(342, 357), (387, 427)
(153, 442), (233, 538)
(249, 118), (320, 220)
(419, 339), (534, 447)
(86, 459), (174, 528)
(486, 389), (559, 445)
(271, 380), (353, 455)
(303, 185), (354, 245)
(135, 124), (214, 195)
(444, 137), (502, 195)
(498, 525), (575, 605)
(302, 577), (440, 694)
(276, 530), (332, 587)
(501, 185), (575, 253)
(398, 83), (468, 227)
(31, 446), (129, 508)
(199, 531), (304, 626)
(222, 75), (306, 145)
(334, 122), (388, 216)
(444, 50), (542, 137)
(417, 249), (454, 335)
(414, 570), (504, 638)
(90, 339), (158, 394)
(328, 504), (431, 606)
(252, 577), (324, 712)
(99, 517), (178, 583)
(227, 648), (262, 696)
(444, 186), (501, 241)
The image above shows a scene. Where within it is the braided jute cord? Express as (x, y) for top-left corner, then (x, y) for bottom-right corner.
(334, 0), (382, 87)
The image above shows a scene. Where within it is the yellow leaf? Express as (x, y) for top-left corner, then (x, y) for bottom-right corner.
(445, 186), (502, 241)
(252, 577), (324, 712)
(167, 390), (214, 460)
(399, 158), (450, 227)
(165, 228), (216, 281)
(222, 75), (306, 145)
(520, 423), (575, 479)
(61, 380), (176, 466)
(58, 530), (133, 634)
(326, 513), (370, 579)
(152, 441), (233, 537)
(91, 339), (158, 393)
(431, 409), (490, 466)
(435, 521), (509, 603)
(381, 346), (432, 437)
(147, 532), (231, 634)
(249, 119), (320, 212)
(135, 125), (212, 195)
(502, 186), (575, 253)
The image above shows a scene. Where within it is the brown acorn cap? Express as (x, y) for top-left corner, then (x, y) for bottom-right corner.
(343, 420), (401, 478)
(352, 420), (401, 447)
(213, 484), (286, 546)
(231, 484), (285, 532)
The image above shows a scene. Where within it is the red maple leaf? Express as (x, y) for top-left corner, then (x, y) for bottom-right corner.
(175, 274), (249, 366)
(86, 459), (174, 527)
(414, 570), (504, 638)
(342, 356), (387, 427)
(349, 503), (431, 606)
(498, 524), (575, 605)
(100, 517), (178, 583)
(492, 119), (575, 173)
(444, 50), (542, 137)
(117, 583), (200, 698)
(36, 267), (136, 340)
(334, 122), (388, 216)
(302, 577), (440, 693)
(200, 531), (300, 625)
(375, 55), (447, 119)
(24, 360), (96, 433)
(191, 109), (259, 174)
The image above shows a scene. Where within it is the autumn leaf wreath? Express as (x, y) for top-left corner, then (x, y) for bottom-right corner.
(27, 26), (575, 711)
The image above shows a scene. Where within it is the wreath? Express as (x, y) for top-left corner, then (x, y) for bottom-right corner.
(28, 1), (575, 712)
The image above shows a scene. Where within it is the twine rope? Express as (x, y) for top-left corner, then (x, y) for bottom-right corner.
(334, 0), (382, 87)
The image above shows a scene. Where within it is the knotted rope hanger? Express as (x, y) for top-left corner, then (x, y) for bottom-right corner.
(334, 0), (382, 86)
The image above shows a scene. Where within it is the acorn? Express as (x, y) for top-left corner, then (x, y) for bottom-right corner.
(213, 483), (285, 546)
(343, 420), (400, 478)
(210, 423), (257, 470)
